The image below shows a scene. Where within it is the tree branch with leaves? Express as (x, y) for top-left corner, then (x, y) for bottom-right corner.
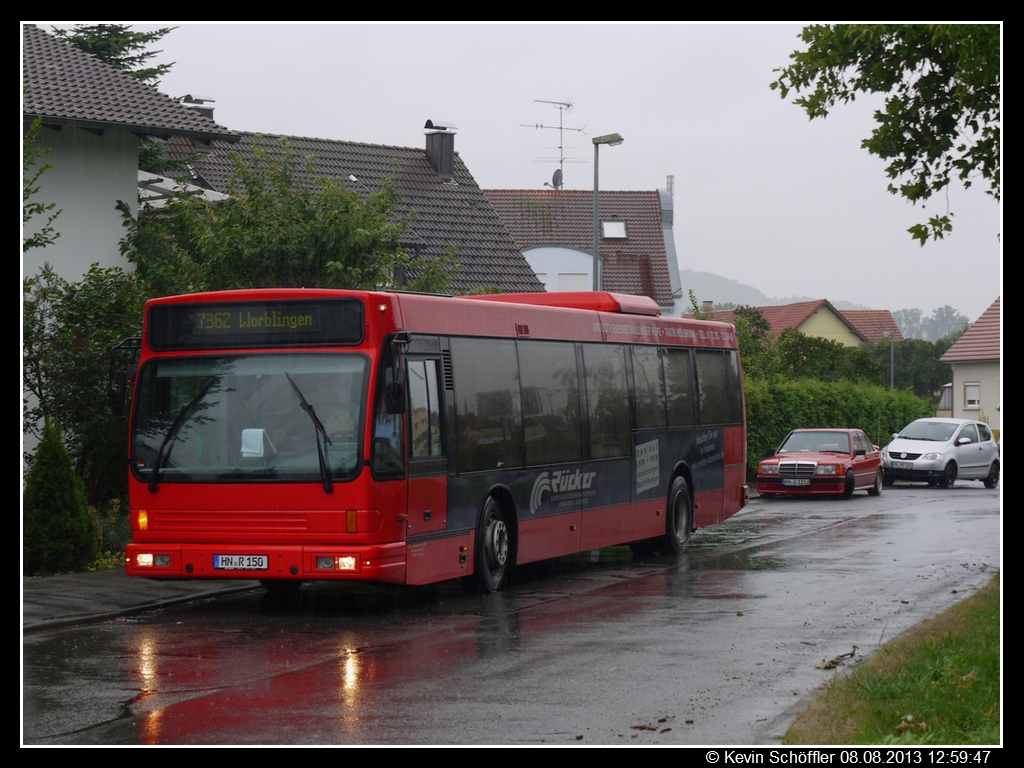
(23, 116), (61, 253)
(772, 24), (1000, 244)
(119, 139), (459, 297)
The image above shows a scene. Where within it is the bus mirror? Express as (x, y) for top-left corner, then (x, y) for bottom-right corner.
(385, 367), (406, 414)
(110, 371), (127, 415)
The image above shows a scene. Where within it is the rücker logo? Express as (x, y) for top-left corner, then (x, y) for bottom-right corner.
(529, 469), (597, 515)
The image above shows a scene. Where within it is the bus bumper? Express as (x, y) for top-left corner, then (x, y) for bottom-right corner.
(125, 542), (408, 584)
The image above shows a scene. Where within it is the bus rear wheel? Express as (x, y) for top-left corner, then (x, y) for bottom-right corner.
(476, 497), (512, 593)
(662, 477), (692, 555)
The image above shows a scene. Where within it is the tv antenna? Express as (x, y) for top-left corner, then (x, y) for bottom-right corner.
(521, 98), (586, 189)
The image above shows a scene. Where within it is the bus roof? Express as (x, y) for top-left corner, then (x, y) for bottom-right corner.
(462, 291), (661, 316)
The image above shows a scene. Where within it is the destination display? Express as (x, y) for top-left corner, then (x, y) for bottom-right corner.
(148, 299), (365, 350)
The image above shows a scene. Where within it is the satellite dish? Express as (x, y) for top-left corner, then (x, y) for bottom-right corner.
(552, 169), (563, 190)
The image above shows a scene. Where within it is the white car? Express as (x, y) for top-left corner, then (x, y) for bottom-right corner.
(881, 418), (999, 489)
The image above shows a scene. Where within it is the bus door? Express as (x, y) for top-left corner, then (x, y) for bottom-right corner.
(403, 337), (454, 583)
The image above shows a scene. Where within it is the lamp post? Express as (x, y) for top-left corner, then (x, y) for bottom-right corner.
(592, 133), (624, 291)
(883, 332), (894, 388)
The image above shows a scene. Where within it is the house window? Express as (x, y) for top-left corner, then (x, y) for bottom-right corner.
(558, 273), (589, 292)
(602, 221), (627, 239)
(964, 382), (980, 409)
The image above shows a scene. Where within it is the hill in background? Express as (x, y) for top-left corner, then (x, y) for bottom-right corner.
(680, 270), (871, 311)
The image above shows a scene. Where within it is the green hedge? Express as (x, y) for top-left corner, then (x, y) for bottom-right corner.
(744, 378), (934, 479)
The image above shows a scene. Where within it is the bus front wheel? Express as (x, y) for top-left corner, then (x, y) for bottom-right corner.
(476, 497), (512, 592)
(663, 477), (692, 555)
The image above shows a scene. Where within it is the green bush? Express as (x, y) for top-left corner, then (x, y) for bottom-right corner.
(23, 420), (98, 575)
(744, 378), (934, 478)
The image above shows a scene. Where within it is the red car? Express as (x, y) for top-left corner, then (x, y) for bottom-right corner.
(758, 429), (883, 498)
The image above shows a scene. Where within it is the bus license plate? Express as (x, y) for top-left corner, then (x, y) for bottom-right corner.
(782, 478), (810, 487)
(214, 554), (268, 570)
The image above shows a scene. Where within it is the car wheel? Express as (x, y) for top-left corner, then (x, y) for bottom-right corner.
(868, 469), (883, 497)
(476, 496), (512, 593)
(984, 461), (1000, 489)
(882, 473), (895, 488)
(662, 476), (693, 554)
(842, 469), (855, 499)
(938, 462), (957, 489)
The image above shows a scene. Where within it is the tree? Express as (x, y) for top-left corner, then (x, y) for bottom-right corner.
(119, 139), (459, 296)
(867, 337), (954, 400)
(893, 305), (969, 340)
(892, 307), (925, 339)
(53, 24), (175, 85)
(23, 116), (61, 252)
(772, 25), (1000, 244)
(24, 419), (98, 575)
(924, 305), (970, 341)
(732, 305), (777, 379)
(23, 264), (148, 507)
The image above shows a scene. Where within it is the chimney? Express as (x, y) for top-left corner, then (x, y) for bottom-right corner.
(424, 119), (457, 181)
(180, 94), (216, 120)
(702, 300), (714, 315)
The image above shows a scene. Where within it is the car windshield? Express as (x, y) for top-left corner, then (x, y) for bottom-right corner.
(778, 431), (851, 454)
(132, 354), (367, 483)
(898, 421), (959, 442)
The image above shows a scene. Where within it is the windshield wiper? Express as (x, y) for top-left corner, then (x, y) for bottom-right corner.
(148, 376), (218, 493)
(285, 372), (334, 494)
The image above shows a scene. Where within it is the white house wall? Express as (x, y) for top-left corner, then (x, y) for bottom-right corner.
(949, 360), (1000, 434)
(523, 246), (593, 292)
(24, 124), (138, 280)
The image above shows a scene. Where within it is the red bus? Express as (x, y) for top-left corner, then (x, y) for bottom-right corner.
(117, 289), (747, 592)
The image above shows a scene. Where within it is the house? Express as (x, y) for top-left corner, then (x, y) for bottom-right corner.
(940, 298), (1000, 434)
(838, 310), (904, 344)
(161, 120), (543, 295)
(710, 300), (867, 347)
(21, 24), (238, 279)
(483, 189), (681, 314)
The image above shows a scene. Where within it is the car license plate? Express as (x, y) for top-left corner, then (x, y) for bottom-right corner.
(214, 554), (268, 570)
(782, 478), (810, 487)
(891, 461), (914, 470)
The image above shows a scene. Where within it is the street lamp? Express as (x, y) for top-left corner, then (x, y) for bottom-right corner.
(592, 132), (624, 291)
(883, 332), (894, 388)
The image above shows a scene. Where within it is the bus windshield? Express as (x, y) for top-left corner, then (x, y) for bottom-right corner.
(132, 354), (367, 484)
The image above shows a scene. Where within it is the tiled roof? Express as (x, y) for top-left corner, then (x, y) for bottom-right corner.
(840, 310), (904, 343)
(709, 299), (867, 342)
(22, 25), (236, 142)
(163, 133), (543, 295)
(483, 189), (674, 306)
(941, 298), (1000, 362)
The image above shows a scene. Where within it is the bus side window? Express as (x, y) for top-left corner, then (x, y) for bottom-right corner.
(408, 359), (443, 458)
(372, 363), (405, 479)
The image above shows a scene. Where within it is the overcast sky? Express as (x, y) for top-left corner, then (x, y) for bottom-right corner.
(45, 23), (1001, 321)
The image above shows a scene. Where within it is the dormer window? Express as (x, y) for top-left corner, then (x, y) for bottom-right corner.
(602, 221), (626, 239)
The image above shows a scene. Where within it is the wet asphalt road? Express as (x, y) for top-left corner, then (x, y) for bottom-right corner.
(22, 484), (1000, 745)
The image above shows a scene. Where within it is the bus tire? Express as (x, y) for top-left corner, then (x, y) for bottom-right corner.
(662, 476), (692, 555)
(476, 496), (512, 593)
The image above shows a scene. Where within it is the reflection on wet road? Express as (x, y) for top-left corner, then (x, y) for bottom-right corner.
(24, 486), (999, 744)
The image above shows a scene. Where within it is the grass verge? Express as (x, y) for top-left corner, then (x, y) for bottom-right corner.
(785, 573), (1000, 745)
